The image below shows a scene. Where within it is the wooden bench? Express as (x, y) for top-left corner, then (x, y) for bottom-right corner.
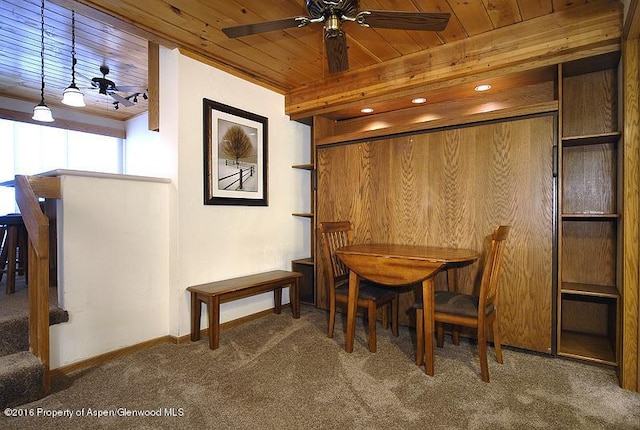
(187, 270), (302, 350)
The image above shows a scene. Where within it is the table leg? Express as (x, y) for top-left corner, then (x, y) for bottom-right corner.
(446, 266), (458, 291)
(190, 293), (201, 341)
(274, 287), (282, 314)
(422, 277), (435, 376)
(345, 270), (360, 353)
(208, 296), (221, 350)
(291, 279), (301, 319)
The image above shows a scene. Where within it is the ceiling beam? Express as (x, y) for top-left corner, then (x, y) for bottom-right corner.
(285, 0), (622, 120)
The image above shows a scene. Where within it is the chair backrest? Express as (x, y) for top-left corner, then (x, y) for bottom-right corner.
(478, 225), (510, 318)
(319, 221), (354, 293)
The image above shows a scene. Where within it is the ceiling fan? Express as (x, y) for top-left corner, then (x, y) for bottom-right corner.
(222, 0), (450, 73)
(86, 65), (146, 108)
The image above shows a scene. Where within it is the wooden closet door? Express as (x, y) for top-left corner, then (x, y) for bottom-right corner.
(316, 114), (555, 353)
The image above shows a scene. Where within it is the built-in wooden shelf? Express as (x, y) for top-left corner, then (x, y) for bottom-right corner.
(292, 164), (314, 170)
(292, 213), (314, 218)
(561, 132), (621, 147)
(558, 330), (617, 366)
(561, 213), (620, 220)
(292, 257), (314, 266)
(561, 282), (619, 299)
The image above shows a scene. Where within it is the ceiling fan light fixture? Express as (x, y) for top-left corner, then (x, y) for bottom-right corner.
(62, 84), (85, 107)
(61, 10), (85, 108)
(412, 97), (427, 104)
(361, 107), (374, 114)
(32, 103), (54, 122)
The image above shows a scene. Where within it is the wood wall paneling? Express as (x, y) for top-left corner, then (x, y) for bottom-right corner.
(316, 115), (555, 353)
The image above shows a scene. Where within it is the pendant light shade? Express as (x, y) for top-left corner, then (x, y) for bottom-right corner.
(61, 10), (85, 107)
(62, 83), (85, 107)
(32, 103), (55, 122)
(33, 0), (54, 122)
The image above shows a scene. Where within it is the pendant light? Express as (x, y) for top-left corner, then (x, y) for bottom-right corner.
(32, 0), (54, 122)
(61, 10), (85, 107)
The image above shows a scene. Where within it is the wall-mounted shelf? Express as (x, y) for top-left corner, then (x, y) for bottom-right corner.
(291, 142), (316, 305)
(292, 164), (314, 170)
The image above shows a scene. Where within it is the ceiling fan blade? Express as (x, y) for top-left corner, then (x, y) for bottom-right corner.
(222, 17), (305, 38)
(115, 86), (146, 92)
(108, 91), (135, 107)
(357, 11), (450, 32)
(325, 31), (349, 74)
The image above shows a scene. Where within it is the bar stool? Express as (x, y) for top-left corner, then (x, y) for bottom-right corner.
(0, 214), (28, 294)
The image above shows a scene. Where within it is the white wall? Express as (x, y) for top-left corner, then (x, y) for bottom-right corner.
(50, 174), (171, 368)
(48, 48), (311, 368)
(158, 50), (311, 336)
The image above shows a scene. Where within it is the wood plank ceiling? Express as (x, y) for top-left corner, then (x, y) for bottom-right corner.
(0, 0), (623, 123)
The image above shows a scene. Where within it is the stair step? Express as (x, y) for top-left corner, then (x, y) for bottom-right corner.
(0, 307), (68, 357)
(0, 351), (44, 408)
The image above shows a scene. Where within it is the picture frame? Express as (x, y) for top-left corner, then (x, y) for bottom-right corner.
(203, 98), (268, 206)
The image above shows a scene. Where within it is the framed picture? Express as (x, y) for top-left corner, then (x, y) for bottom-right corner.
(203, 98), (268, 206)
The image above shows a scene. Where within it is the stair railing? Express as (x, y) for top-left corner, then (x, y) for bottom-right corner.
(14, 175), (61, 394)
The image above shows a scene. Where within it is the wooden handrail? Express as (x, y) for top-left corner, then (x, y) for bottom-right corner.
(13, 175), (61, 394)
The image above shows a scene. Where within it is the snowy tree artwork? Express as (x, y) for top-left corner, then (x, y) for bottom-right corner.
(203, 99), (268, 206)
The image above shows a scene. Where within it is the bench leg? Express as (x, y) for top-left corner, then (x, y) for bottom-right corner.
(208, 296), (221, 350)
(274, 287), (282, 314)
(291, 279), (300, 319)
(190, 293), (201, 342)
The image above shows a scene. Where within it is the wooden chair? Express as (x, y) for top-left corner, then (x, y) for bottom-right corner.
(415, 225), (510, 382)
(319, 221), (399, 353)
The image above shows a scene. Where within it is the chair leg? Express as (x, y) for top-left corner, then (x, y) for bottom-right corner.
(492, 313), (503, 364)
(391, 297), (399, 337)
(415, 308), (424, 366)
(478, 326), (490, 383)
(328, 300), (336, 338)
(452, 328), (460, 346)
(367, 303), (377, 353)
(0, 229), (8, 284)
(436, 322), (444, 348)
(382, 303), (389, 330)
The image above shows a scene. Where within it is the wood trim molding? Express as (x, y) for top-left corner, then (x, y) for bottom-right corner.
(50, 307), (278, 378)
(624, 0), (640, 40)
(622, 37), (640, 392)
(50, 336), (172, 378)
(148, 41), (160, 132)
(316, 101), (558, 146)
(0, 108), (125, 139)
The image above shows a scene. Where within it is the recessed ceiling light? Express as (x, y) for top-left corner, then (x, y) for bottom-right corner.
(474, 84), (492, 92)
(412, 97), (427, 104)
(361, 107), (374, 113)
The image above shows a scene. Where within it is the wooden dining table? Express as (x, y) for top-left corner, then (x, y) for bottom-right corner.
(335, 243), (480, 376)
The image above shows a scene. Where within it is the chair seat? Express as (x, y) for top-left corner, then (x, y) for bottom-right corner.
(412, 291), (495, 317)
(434, 291), (494, 318)
(336, 280), (397, 301)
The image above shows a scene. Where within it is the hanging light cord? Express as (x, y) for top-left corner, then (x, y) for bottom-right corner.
(39, 0), (45, 103)
(70, 10), (77, 85)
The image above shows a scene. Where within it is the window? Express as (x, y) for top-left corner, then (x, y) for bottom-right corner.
(0, 119), (123, 214)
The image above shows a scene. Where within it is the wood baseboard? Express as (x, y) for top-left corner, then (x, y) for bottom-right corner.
(51, 307), (277, 378)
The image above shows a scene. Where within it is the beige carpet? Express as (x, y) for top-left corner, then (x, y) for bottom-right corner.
(0, 305), (638, 430)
